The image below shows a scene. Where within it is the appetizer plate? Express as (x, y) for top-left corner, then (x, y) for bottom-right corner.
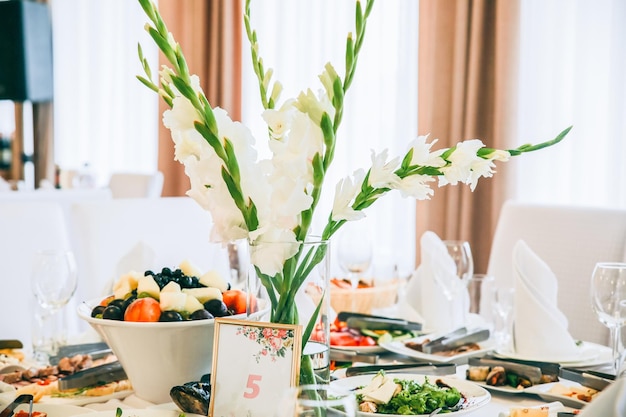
(524, 380), (598, 409)
(331, 373), (491, 416)
(379, 334), (496, 363)
(38, 390), (134, 406)
(494, 341), (611, 367)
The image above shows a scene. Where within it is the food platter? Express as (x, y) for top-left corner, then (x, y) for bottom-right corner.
(494, 341), (612, 367)
(524, 380), (600, 409)
(331, 373), (490, 416)
(0, 388), (134, 407)
(72, 409), (205, 417)
(379, 334), (496, 363)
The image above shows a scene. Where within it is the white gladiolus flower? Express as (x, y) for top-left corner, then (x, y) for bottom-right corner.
(407, 135), (447, 168)
(331, 169), (366, 221)
(438, 139), (485, 187)
(395, 175), (435, 199)
(250, 229), (299, 276)
(368, 149), (401, 189)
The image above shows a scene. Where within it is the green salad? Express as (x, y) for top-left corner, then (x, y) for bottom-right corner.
(356, 373), (464, 415)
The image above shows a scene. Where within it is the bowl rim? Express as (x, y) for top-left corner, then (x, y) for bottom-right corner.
(78, 297), (257, 329)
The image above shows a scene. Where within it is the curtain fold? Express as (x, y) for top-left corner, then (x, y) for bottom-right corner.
(158, 0), (242, 197)
(416, 0), (520, 273)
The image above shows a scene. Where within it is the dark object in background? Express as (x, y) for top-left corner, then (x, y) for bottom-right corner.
(0, 0), (53, 102)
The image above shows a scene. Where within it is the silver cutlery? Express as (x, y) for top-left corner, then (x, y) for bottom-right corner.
(421, 328), (490, 354)
(0, 394), (33, 417)
(345, 362), (456, 377)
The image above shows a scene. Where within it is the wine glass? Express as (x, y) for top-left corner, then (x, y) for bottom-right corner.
(274, 384), (357, 417)
(30, 249), (78, 363)
(443, 240), (474, 323)
(337, 225), (373, 289)
(490, 285), (515, 352)
(590, 262), (626, 374)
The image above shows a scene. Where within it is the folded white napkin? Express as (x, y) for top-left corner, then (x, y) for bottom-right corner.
(513, 240), (579, 359)
(402, 231), (468, 333)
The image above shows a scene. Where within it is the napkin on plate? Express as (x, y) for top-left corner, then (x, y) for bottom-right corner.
(512, 239), (579, 359)
(401, 231), (468, 333)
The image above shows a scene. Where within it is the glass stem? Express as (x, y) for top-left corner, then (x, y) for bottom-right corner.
(611, 326), (621, 374)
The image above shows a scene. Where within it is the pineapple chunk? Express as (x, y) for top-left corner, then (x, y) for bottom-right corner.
(183, 294), (205, 313)
(199, 270), (229, 292)
(161, 281), (182, 293)
(113, 271), (141, 294)
(160, 291), (187, 312)
(137, 275), (161, 300)
(183, 287), (223, 303)
(179, 259), (202, 277)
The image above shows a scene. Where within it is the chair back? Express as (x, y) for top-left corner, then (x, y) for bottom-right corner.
(108, 171), (164, 198)
(487, 200), (626, 345)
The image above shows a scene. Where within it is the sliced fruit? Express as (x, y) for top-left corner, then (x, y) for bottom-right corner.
(183, 294), (205, 313)
(179, 259), (202, 277)
(137, 275), (161, 300)
(183, 287), (223, 303)
(124, 297), (161, 322)
(161, 281), (182, 293)
(199, 270), (229, 292)
(160, 291), (187, 312)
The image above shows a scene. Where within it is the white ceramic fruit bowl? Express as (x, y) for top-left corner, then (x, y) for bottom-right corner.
(77, 298), (266, 404)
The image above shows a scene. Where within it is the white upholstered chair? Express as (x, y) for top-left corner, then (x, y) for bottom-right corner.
(487, 200), (626, 346)
(69, 197), (231, 304)
(107, 171), (164, 199)
(0, 201), (80, 349)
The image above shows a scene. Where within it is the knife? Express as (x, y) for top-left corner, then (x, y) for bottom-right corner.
(345, 362), (456, 377)
(0, 340), (23, 350)
(345, 317), (422, 332)
(421, 328), (490, 354)
(559, 367), (613, 391)
(57, 361), (127, 391)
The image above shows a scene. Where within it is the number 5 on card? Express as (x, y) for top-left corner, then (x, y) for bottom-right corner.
(210, 318), (302, 417)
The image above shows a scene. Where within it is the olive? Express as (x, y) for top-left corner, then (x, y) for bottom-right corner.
(108, 298), (126, 311)
(102, 305), (124, 320)
(190, 309), (213, 320)
(122, 294), (137, 312)
(160, 310), (184, 322)
(204, 299), (229, 317)
(178, 275), (193, 289)
(91, 305), (106, 318)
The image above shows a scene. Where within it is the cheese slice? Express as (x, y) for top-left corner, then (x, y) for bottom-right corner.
(363, 378), (398, 404)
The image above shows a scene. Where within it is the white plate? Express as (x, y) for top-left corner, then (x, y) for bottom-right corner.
(494, 341), (612, 367)
(12, 403), (91, 416)
(331, 373), (491, 416)
(38, 390), (134, 406)
(73, 410), (205, 417)
(379, 334), (496, 363)
(524, 380), (599, 409)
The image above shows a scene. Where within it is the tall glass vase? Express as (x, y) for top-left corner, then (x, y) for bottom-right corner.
(247, 238), (331, 386)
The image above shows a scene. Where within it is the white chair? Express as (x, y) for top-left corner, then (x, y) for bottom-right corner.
(0, 201), (80, 350)
(107, 171), (164, 199)
(487, 200), (626, 346)
(69, 197), (232, 304)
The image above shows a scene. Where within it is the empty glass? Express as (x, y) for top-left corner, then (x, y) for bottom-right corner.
(590, 262), (626, 374)
(30, 249), (77, 363)
(443, 240), (474, 323)
(337, 224), (373, 289)
(490, 285), (516, 352)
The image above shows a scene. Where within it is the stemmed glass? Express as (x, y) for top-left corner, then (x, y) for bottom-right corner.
(590, 262), (626, 374)
(443, 240), (474, 323)
(30, 249), (78, 363)
(491, 285), (516, 352)
(337, 225), (373, 289)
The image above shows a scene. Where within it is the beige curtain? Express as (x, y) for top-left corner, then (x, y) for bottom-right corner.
(416, 0), (520, 273)
(158, 0), (242, 197)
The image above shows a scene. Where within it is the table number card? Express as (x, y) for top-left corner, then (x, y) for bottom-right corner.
(210, 317), (302, 417)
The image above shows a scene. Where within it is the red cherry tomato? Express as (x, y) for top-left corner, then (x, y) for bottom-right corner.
(358, 336), (377, 346)
(124, 297), (161, 322)
(330, 332), (359, 347)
